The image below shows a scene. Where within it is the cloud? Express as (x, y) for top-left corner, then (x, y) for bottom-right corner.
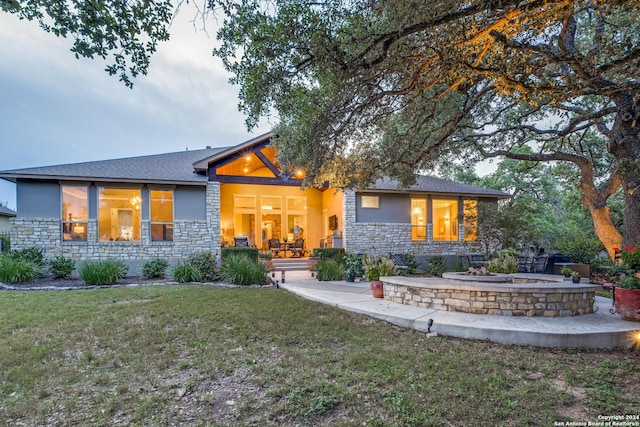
(0, 8), (271, 209)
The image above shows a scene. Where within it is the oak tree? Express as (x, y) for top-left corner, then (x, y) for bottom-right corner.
(4, 0), (640, 257)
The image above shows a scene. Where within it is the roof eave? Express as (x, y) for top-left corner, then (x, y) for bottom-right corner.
(0, 173), (208, 186)
(359, 188), (511, 199)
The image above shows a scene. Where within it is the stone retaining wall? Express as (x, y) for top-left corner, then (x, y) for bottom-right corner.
(383, 276), (597, 317)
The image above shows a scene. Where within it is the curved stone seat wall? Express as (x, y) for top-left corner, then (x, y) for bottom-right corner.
(382, 276), (598, 317)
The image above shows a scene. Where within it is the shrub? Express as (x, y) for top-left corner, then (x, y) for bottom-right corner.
(487, 250), (518, 274)
(258, 250), (272, 259)
(48, 256), (75, 279)
(616, 246), (640, 270)
(363, 255), (396, 281)
(316, 258), (345, 281)
(311, 248), (346, 263)
(556, 234), (603, 264)
(221, 247), (259, 261)
(172, 262), (200, 283)
(344, 253), (363, 278)
(9, 247), (45, 267)
(0, 254), (38, 283)
(187, 251), (219, 282)
(141, 258), (169, 279)
(426, 256), (447, 277)
(78, 260), (128, 286)
(220, 254), (267, 285)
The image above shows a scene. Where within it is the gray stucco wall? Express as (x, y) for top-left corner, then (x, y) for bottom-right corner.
(355, 192), (411, 223)
(17, 181), (60, 218)
(175, 186), (206, 220)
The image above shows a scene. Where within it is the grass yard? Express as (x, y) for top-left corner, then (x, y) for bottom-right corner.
(0, 285), (638, 426)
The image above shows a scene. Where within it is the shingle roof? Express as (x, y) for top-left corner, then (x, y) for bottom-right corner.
(0, 139), (508, 199)
(0, 206), (16, 217)
(367, 176), (510, 198)
(0, 147), (229, 185)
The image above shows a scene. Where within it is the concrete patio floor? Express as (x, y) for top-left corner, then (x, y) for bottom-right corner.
(279, 271), (640, 349)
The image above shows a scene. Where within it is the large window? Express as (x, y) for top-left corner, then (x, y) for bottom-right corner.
(62, 186), (88, 241)
(433, 199), (458, 241)
(150, 190), (174, 241)
(463, 200), (478, 241)
(98, 188), (141, 242)
(411, 199), (427, 241)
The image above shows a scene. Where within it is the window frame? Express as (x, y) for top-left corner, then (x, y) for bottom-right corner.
(432, 198), (458, 242)
(410, 198), (427, 241)
(61, 185), (89, 241)
(361, 195), (380, 209)
(150, 189), (174, 242)
(97, 187), (142, 242)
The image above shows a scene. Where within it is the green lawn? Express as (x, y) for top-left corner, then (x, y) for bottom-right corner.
(0, 285), (638, 426)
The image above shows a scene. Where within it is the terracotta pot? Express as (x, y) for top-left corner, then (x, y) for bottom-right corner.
(370, 280), (384, 298)
(615, 287), (640, 322)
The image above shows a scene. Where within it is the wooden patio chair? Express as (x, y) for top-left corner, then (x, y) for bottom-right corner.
(268, 238), (281, 257)
(234, 236), (249, 247)
(517, 256), (533, 273)
(531, 256), (548, 273)
(291, 238), (305, 258)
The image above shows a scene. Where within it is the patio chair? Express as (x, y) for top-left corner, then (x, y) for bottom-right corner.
(234, 236), (249, 247)
(268, 238), (281, 258)
(470, 254), (486, 269)
(389, 253), (410, 272)
(531, 256), (548, 273)
(291, 238), (305, 258)
(517, 256), (533, 273)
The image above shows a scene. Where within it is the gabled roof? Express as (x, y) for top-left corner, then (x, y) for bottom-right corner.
(0, 206), (16, 217)
(366, 176), (510, 198)
(0, 147), (229, 185)
(192, 132), (274, 172)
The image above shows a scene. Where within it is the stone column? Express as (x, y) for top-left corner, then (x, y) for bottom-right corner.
(206, 182), (222, 260)
(342, 190), (356, 253)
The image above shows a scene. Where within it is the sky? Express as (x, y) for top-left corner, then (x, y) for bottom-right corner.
(0, 8), (272, 210)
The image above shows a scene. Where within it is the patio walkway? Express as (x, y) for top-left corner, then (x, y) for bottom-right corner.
(279, 271), (640, 349)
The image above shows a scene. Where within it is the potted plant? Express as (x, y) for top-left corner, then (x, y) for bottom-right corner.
(560, 266), (574, 278)
(612, 246), (640, 321)
(364, 255), (396, 298)
(614, 273), (640, 321)
(343, 253), (363, 282)
(570, 270), (581, 283)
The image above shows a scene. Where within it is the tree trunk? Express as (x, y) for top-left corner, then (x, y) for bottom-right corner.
(583, 202), (622, 261)
(609, 90), (640, 255)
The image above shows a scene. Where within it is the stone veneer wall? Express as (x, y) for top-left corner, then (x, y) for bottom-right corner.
(383, 279), (596, 317)
(342, 190), (482, 256)
(9, 182), (222, 267)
